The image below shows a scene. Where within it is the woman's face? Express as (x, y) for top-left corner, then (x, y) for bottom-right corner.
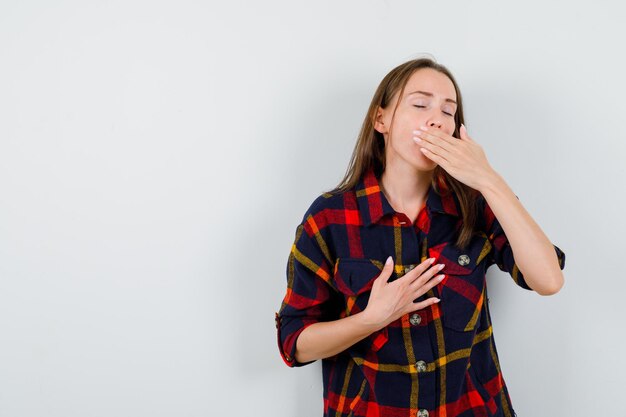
(375, 68), (458, 171)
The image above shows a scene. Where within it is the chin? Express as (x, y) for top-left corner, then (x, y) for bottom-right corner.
(415, 152), (438, 170)
(410, 160), (437, 172)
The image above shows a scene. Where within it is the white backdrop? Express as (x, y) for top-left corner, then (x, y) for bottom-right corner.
(1, 1), (624, 416)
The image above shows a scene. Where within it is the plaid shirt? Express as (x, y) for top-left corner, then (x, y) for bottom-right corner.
(275, 167), (566, 417)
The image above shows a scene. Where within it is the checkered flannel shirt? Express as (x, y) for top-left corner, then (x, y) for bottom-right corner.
(275, 167), (566, 417)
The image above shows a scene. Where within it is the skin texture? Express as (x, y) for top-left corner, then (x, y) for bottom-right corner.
(294, 68), (564, 364)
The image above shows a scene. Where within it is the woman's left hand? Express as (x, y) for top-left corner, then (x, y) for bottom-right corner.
(414, 124), (497, 191)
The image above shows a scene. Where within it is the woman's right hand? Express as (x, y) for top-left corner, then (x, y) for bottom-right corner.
(293, 256), (445, 364)
(361, 256), (445, 331)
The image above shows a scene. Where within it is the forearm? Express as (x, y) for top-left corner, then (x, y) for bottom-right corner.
(295, 312), (380, 363)
(479, 171), (564, 295)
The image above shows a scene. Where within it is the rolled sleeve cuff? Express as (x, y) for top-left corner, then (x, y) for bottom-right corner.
(275, 312), (317, 368)
(509, 243), (566, 292)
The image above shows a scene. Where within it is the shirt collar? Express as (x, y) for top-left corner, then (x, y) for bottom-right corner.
(355, 167), (461, 226)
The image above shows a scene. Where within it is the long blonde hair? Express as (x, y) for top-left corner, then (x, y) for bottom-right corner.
(326, 57), (480, 249)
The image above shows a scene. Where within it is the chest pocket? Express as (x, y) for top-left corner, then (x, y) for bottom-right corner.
(333, 257), (389, 351)
(429, 233), (492, 332)
(333, 258), (384, 313)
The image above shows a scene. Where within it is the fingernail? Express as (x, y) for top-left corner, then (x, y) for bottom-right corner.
(385, 256), (393, 265)
(429, 257), (435, 264)
(434, 298), (441, 303)
(413, 136), (422, 143)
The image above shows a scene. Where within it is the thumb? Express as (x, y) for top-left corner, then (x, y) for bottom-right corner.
(379, 255), (394, 282)
(460, 123), (472, 142)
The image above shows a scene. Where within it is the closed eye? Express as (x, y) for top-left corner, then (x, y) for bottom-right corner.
(413, 105), (454, 117)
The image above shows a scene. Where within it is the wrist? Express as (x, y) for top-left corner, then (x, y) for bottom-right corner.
(356, 310), (386, 334)
(478, 169), (506, 196)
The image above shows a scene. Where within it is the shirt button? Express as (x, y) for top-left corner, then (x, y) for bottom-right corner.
(458, 254), (470, 266)
(409, 313), (422, 326)
(417, 409), (429, 417)
(415, 360), (427, 372)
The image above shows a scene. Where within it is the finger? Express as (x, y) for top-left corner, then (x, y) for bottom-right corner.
(401, 257), (436, 283)
(417, 141), (453, 162)
(415, 127), (457, 147)
(413, 132), (454, 158)
(409, 272), (445, 296)
(408, 261), (444, 286)
(419, 146), (448, 165)
(409, 296), (441, 312)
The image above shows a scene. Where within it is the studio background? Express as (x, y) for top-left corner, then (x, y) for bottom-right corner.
(0, 1), (623, 416)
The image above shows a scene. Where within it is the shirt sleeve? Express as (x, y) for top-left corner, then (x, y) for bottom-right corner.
(482, 195), (566, 291)
(275, 213), (338, 368)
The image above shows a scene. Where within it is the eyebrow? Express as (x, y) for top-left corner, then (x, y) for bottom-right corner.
(408, 90), (457, 105)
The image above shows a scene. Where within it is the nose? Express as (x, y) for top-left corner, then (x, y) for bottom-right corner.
(427, 119), (443, 129)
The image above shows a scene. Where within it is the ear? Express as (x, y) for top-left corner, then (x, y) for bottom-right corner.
(373, 106), (388, 134)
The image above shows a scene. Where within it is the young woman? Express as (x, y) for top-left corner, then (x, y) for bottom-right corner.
(275, 57), (566, 417)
